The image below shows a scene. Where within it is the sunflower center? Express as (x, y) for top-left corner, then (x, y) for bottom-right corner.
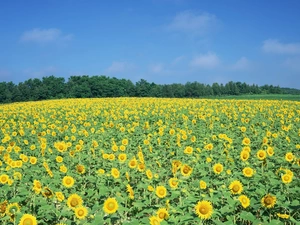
(284, 176), (289, 181)
(264, 197), (271, 205)
(78, 209), (84, 216)
(108, 202), (115, 210)
(159, 212), (165, 219)
(159, 190), (165, 195)
(216, 166), (221, 172)
(200, 206), (209, 214)
(23, 218), (34, 225)
(70, 198), (79, 207)
(242, 199), (247, 204)
(233, 185), (240, 192)
(66, 179), (72, 184)
(259, 153), (264, 157)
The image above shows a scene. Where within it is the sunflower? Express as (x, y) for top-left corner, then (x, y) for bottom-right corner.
(213, 163), (223, 174)
(180, 164), (193, 177)
(18, 214), (37, 225)
(238, 195), (250, 208)
(118, 153), (127, 163)
(240, 150), (250, 161)
(121, 139), (128, 145)
(184, 146), (193, 154)
(148, 185), (154, 192)
(60, 165), (68, 173)
(42, 187), (54, 198)
(257, 150), (267, 160)
(242, 137), (250, 145)
(75, 206), (88, 220)
(56, 156), (63, 163)
(200, 180), (207, 189)
(204, 143), (214, 150)
(111, 168), (120, 179)
(285, 152), (294, 162)
(0, 174), (9, 184)
(103, 198), (118, 214)
(242, 167), (254, 177)
(32, 180), (42, 194)
(168, 178), (179, 189)
(281, 174), (292, 184)
(55, 192), (65, 202)
(261, 194), (276, 208)
(277, 213), (290, 219)
(62, 176), (75, 188)
(146, 169), (153, 179)
(266, 147), (274, 156)
(128, 157), (138, 169)
(67, 194), (83, 209)
(76, 164), (85, 174)
(195, 200), (213, 220)
(149, 216), (161, 225)
(126, 184), (134, 199)
(6, 202), (21, 220)
(156, 186), (167, 198)
(156, 208), (169, 220)
(137, 163), (146, 172)
(229, 180), (243, 195)
(29, 157), (37, 165)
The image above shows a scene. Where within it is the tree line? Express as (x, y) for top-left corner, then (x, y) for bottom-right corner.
(0, 75), (298, 103)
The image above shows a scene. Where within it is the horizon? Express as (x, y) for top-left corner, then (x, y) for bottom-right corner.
(1, 0), (300, 89)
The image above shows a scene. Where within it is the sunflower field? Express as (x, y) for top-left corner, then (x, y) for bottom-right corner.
(0, 98), (299, 225)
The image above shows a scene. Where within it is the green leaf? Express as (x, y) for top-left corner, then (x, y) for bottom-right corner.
(239, 211), (256, 222)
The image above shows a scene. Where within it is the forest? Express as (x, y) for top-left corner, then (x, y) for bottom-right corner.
(0, 75), (299, 103)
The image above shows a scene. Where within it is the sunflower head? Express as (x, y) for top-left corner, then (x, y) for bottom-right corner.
(156, 208), (169, 220)
(103, 198), (118, 214)
(261, 194), (276, 208)
(156, 186), (167, 198)
(18, 214), (37, 225)
(76, 164), (85, 174)
(242, 167), (254, 177)
(180, 164), (193, 177)
(195, 200), (213, 220)
(67, 194), (83, 209)
(229, 180), (243, 195)
(238, 195), (250, 208)
(281, 174), (292, 184)
(257, 150), (267, 160)
(62, 176), (75, 188)
(213, 163), (223, 174)
(75, 206), (88, 220)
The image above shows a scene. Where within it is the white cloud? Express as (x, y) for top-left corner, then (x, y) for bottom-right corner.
(262, 39), (300, 54)
(190, 52), (220, 69)
(167, 10), (217, 35)
(106, 61), (136, 73)
(150, 63), (164, 73)
(231, 57), (250, 70)
(20, 28), (72, 43)
(171, 55), (185, 65)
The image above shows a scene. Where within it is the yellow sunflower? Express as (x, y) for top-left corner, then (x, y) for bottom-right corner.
(118, 153), (127, 163)
(67, 194), (83, 209)
(238, 195), (250, 208)
(149, 215), (161, 225)
(156, 208), (169, 220)
(126, 184), (134, 199)
(242, 167), (254, 177)
(18, 214), (37, 225)
(200, 180), (207, 189)
(257, 150), (267, 160)
(111, 168), (120, 179)
(62, 176), (75, 188)
(229, 180), (243, 195)
(213, 163), (223, 174)
(156, 186), (167, 198)
(146, 169), (153, 179)
(5, 202), (21, 217)
(168, 178), (179, 189)
(184, 146), (193, 154)
(42, 187), (54, 198)
(76, 164), (85, 174)
(103, 198), (118, 214)
(240, 150), (250, 161)
(195, 200), (213, 220)
(180, 164), (193, 177)
(242, 137), (250, 145)
(281, 174), (292, 184)
(74, 206), (88, 220)
(0, 174), (9, 184)
(55, 192), (65, 202)
(128, 157), (138, 169)
(285, 152), (294, 162)
(261, 194), (276, 208)
(56, 156), (63, 163)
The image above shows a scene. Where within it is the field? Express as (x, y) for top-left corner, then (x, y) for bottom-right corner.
(205, 94), (300, 101)
(0, 98), (299, 225)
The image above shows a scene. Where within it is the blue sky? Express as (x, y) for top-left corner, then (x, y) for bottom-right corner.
(1, 0), (300, 88)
